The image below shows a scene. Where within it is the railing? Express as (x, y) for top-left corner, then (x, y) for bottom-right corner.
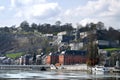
(0, 65), (50, 70)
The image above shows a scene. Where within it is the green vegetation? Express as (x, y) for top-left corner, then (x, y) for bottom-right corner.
(6, 52), (25, 59)
(104, 48), (120, 51)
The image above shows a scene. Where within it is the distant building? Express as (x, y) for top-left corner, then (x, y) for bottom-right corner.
(46, 50), (87, 65)
(69, 42), (83, 50)
(2, 58), (13, 65)
(59, 50), (87, 65)
(109, 40), (119, 47)
(97, 40), (120, 49)
(57, 31), (75, 44)
(19, 56), (24, 65)
(24, 54), (31, 65)
(43, 34), (53, 40)
(46, 52), (59, 65)
(0, 57), (6, 64)
(80, 32), (88, 39)
(97, 40), (109, 46)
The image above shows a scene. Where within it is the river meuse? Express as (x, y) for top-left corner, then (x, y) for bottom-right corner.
(0, 69), (120, 80)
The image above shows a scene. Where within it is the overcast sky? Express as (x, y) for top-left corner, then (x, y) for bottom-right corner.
(0, 0), (120, 29)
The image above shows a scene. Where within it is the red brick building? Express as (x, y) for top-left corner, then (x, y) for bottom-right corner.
(46, 50), (87, 65)
(59, 50), (87, 65)
(46, 52), (59, 65)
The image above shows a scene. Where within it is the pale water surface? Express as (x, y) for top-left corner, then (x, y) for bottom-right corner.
(0, 70), (120, 80)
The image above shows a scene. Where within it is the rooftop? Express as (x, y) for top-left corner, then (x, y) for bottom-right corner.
(61, 50), (87, 56)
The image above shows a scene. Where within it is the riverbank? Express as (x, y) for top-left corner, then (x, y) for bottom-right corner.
(50, 64), (92, 72)
(0, 64), (119, 73)
(50, 64), (120, 73)
(0, 65), (50, 71)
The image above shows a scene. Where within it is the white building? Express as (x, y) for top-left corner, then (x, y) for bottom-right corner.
(80, 32), (88, 39)
(57, 31), (67, 44)
(69, 42), (83, 50)
(96, 40), (109, 46)
(19, 56), (24, 65)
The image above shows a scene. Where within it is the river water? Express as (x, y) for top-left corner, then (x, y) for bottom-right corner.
(0, 70), (120, 80)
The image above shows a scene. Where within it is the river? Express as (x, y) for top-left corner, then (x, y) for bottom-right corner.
(0, 70), (120, 80)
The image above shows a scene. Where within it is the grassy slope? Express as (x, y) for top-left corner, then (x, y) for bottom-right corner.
(6, 52), (25, 59)
(104, 48), (120, 51)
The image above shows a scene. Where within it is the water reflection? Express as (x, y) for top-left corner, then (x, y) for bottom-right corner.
(0, 70), (120, 80)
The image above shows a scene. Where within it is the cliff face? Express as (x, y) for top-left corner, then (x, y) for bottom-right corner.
(0, 33), (48, 55)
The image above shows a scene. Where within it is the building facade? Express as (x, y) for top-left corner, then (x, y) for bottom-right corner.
(46, 50), (87, 65)
(46, 52), (59, 65)
(59, 50), (87, 65)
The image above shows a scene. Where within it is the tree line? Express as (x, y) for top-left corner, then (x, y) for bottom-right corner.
(0, 21), (73, 34)
(78, 22), (120, 41)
